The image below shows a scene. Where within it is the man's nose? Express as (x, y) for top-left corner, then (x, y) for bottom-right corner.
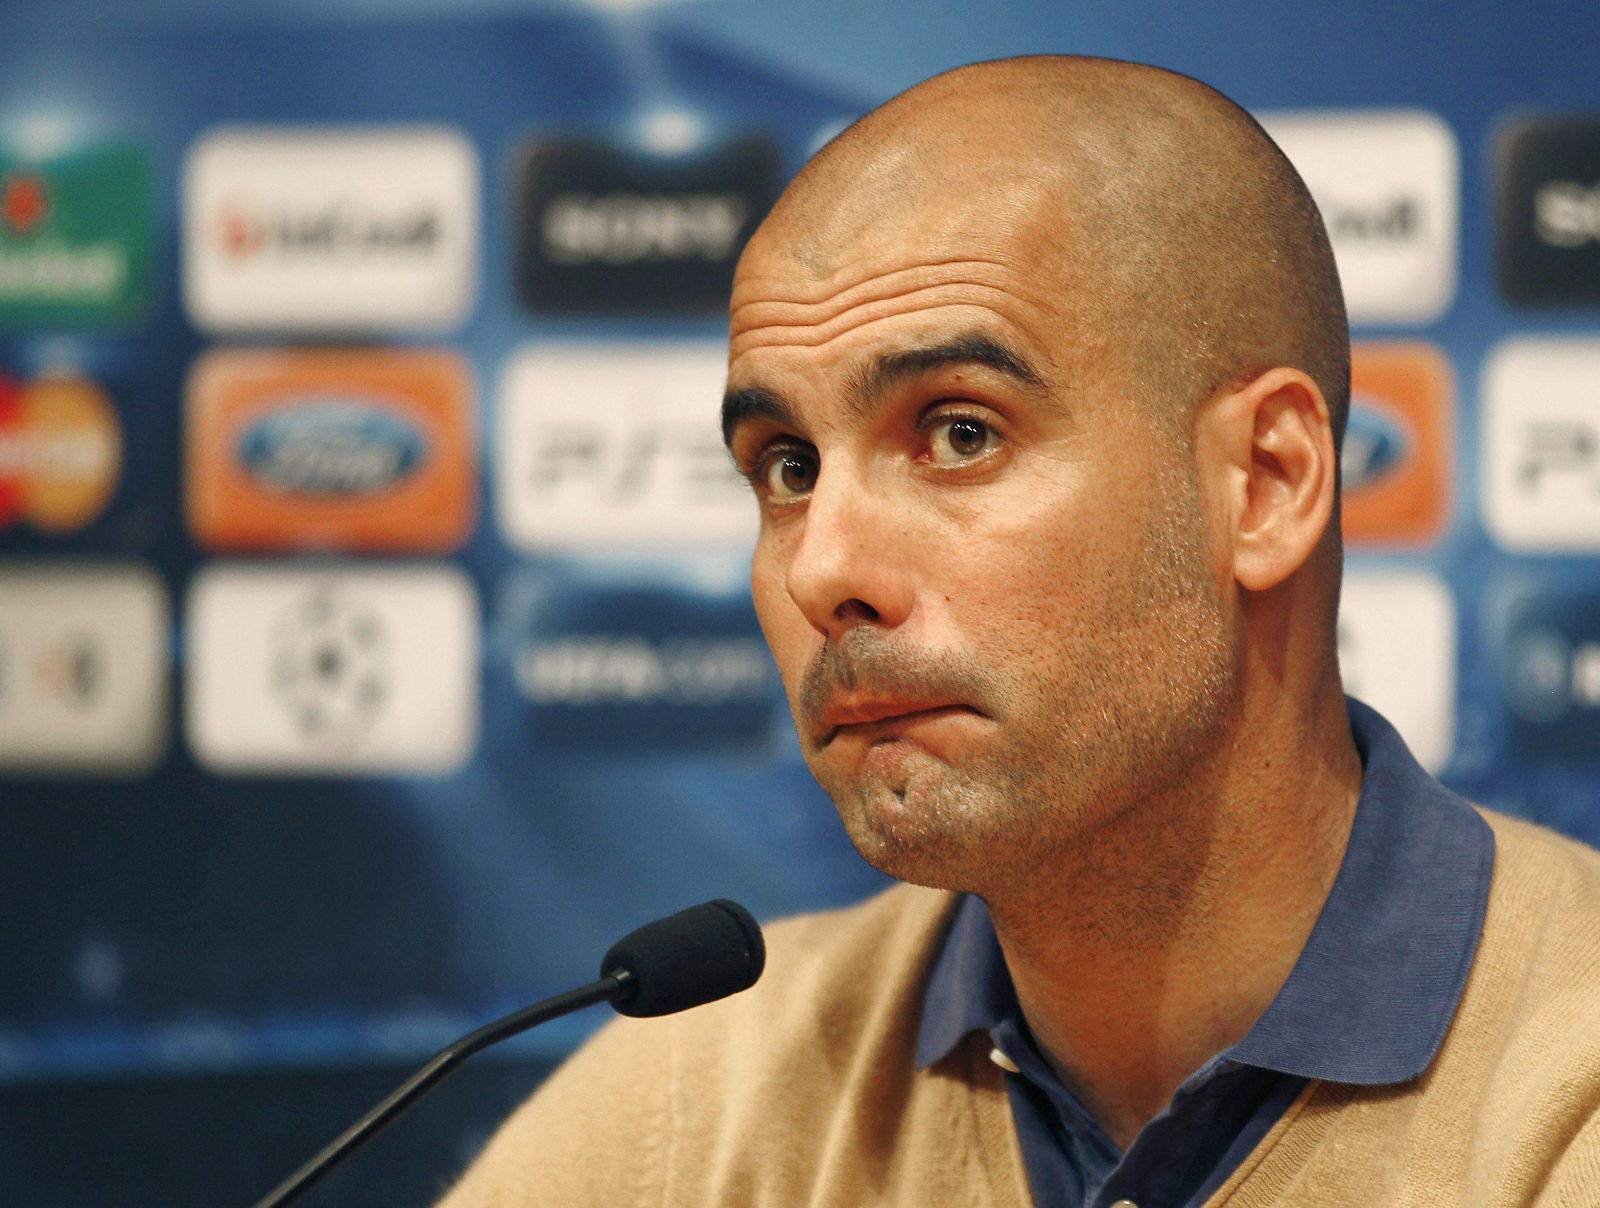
(783, 469), (914, 642)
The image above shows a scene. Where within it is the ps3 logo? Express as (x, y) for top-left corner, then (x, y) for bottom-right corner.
(521, 423), (736, 506)
(236, 400), (428, 498)
(1515, 418), (1600, 494)
(495, 344), (755, 551)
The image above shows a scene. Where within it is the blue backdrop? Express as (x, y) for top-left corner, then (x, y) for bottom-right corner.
(1, 2), (1596, 1204)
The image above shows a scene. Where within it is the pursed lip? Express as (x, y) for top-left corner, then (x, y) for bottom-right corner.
(815, 698), (982, 745)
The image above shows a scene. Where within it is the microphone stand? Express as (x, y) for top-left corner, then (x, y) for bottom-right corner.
(250, 970), (633, 1208)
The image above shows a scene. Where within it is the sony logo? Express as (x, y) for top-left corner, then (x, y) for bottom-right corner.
(1534, 180), (1600, 247)
(540, 192), (748, 264)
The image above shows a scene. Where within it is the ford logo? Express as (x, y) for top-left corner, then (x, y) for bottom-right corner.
(237, 398), (427, 497)
(1341, 394), (1409, 492)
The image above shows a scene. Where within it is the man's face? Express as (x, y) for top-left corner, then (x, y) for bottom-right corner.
(723, 188), (1240, 895)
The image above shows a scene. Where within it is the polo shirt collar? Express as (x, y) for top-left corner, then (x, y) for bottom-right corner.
(916, 698), (1495, 1086)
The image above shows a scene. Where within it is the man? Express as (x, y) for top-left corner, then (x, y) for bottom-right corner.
(443, 56), (1600, 1206)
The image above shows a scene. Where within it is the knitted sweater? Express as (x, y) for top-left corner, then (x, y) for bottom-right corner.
(438, 810), (1600, 1206)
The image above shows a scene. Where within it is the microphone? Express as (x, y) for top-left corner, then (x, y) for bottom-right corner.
(250, 899), (765, 1208)
(606, 896), (766, 1016)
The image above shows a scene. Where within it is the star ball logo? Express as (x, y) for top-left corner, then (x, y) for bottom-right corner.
(270, 583), (389, 751)
(0, 142), (155, 327)
(185, 565), (479, 775)
(0, 372), (122, 534)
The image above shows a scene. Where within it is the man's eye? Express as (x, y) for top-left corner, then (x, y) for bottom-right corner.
(928, 416), (999, 464)
(761, 449), (818, 500)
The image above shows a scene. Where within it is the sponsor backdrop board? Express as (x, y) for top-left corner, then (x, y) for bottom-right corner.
(0, 1), (1596, 1203)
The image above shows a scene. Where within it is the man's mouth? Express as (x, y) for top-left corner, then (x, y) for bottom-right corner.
(816, 699), (983, 745)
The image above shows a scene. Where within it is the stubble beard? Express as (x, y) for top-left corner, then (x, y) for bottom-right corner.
(806, 462), (1240, 901)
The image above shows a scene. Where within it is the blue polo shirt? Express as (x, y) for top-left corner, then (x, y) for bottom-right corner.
(914, 699), (1495, 1208)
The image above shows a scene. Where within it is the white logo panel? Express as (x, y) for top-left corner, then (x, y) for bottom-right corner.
(495, 343), (754, 552)
(0, 564), (169, 773)
(186, 564), (478, 774)
(1337, 571), (1455, 772)
(183, 126), (478, 333)
(1261, 111), (1458, 324)
(1483, 338), (1600, 551)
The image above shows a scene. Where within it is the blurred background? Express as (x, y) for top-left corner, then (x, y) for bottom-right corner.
(0, 0), (1596, 1203)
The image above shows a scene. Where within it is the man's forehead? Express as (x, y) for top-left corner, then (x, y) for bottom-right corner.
(737, 168), (1068, 297)
(725, 153), (1079, 375)
(721, 225), (1109, 449)
(719, 89), (1129, 437)
(729, 258), (1036, 350)
(727, 178), (1084, 358)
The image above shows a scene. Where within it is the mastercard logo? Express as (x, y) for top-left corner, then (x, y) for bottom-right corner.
(0, 372), (122, 534)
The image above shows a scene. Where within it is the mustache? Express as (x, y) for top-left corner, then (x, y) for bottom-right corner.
(798, 633), (999, 732)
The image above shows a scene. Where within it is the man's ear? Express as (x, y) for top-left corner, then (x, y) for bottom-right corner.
(1195, 367), (1338, 593)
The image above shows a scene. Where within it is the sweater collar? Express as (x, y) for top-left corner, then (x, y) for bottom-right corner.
(916, 698), (1495, 1086)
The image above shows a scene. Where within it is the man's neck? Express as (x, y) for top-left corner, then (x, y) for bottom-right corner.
(983, 689), (1362, 1150)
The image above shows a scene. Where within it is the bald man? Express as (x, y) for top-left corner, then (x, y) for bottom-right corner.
(443, 57), (1600, 1207)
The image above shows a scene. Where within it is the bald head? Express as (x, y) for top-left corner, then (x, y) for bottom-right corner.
(745, 55), (1349, 449)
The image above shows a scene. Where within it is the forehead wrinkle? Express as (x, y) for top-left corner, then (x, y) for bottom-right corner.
(729, 258), (1022, 341)
(728, 283), (1049, 362)
(731, 255), (1012, 314)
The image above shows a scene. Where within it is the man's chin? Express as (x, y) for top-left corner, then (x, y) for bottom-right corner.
(829, 767), (992, 891)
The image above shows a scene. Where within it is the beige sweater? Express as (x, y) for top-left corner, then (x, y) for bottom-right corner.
(439, 810), (1600, 1206)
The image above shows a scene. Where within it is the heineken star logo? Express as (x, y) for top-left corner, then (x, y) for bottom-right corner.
(1, 174), (48, 236)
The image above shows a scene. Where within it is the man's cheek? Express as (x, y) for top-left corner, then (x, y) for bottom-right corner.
(749, 556), (788, 641)
(751, 585), (814, 694)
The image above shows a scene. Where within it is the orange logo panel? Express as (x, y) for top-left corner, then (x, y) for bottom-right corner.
(0, 372), (122, 534)
(1341, 342), (1452, 546)
(186, 348), (475, 553)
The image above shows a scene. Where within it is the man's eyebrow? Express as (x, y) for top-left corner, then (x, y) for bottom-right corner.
(722, 385), (799, 448)
(857, 333), (1047, 402)
(720, 332), (1047, 448)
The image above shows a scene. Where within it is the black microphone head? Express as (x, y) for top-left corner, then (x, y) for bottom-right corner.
(602, 899), (765, 1018)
